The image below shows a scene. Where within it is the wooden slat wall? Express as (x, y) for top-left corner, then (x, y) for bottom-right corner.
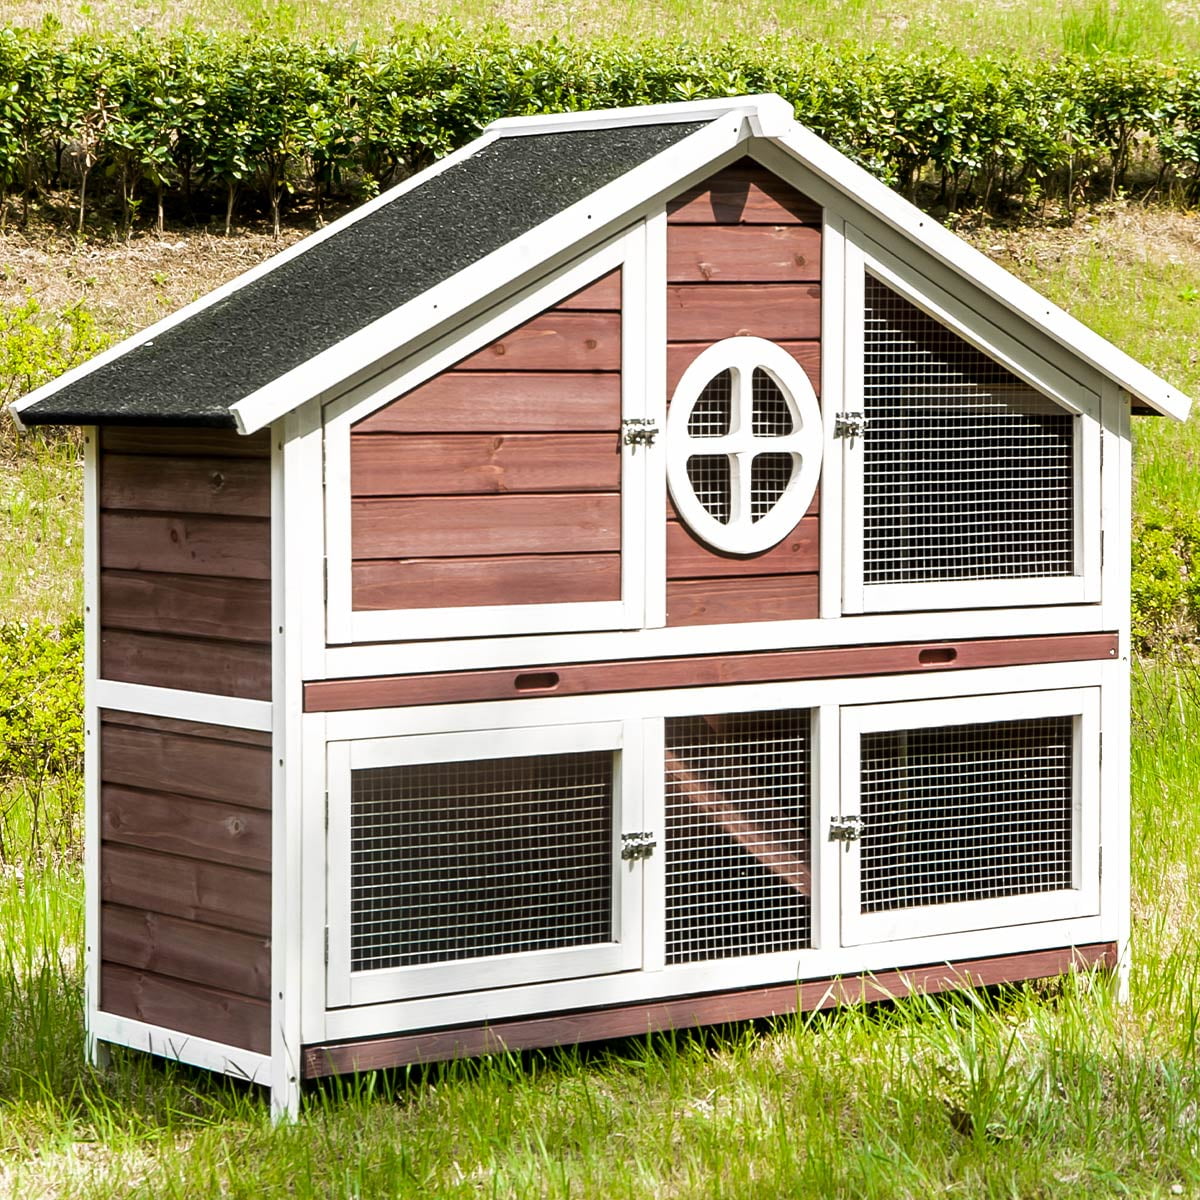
(98, 711), (272, 1054)
(665, 160), (822, 627)
(350, 271), (624, 612)
(98, 427), (272, 699)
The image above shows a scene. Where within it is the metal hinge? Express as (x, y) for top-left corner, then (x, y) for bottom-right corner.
(621, 418), (660, 451)
(621, 831), (657, 860)
(830, 815), (865, 843)
(834, 412), (867, 440)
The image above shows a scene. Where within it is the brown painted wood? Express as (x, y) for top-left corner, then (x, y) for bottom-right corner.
(101, 843), (270, 935)
(100, 512), (270, 580)
(667, 162), (822, 225)
(353, 553), (621, 611)
(667, 225), (821, 284)
(667, 340), (820, 396)
(101, 570), (271, 644)
(102, 904), (270, 999)
(667, 284), (821, 343)
(99, 709), (271, 747)
(100, 427), (271, 458)
(352, 493), (621, 559)
(101, 962), (269, 1054)
(668, 487), (818, 521)
(302, 943), (1116, 1077)
(667, 574), (820, 626)
(101, 723), (272, 808)
(101, 455), (270, 517)
(101, 785), (271, 871)
(100, 630), (272, 700)
(351, 434), (620, 497)
(303, 633), (1120, 713)
(455, 312), (621, 372)
(353, 373), (621, 435)
(555, 270), (621, 310)
(667, 516), (818, 579)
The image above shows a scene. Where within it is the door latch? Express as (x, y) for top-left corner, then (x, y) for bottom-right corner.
(834, 412), (867, 441)
(829, 815), (865, 843)
(622, 418), (659, 451)
(621, 831), (657, 860)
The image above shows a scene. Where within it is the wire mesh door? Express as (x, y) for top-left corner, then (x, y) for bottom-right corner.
(839, 689), (1099, 946)
(327, 722), (643, 1007)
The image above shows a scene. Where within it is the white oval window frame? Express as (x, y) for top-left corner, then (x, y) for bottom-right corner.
(666, 336), (823, 556)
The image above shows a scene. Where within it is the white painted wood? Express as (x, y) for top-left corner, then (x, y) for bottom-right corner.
(82, 429), (103, 1069)
(641, 208), (669, 630)
(818, 216), (847, 622)
(94, 680), (272, 732)
(319, 605), (1111, 683)
(665, 337), (823, 554)
(323, 225), (647, 646)
(839, 236), (867, 616)
(839, 688), (1101, 946)
(233, 115), (751, 434)
(91, 1010), (270, 1083)
(326, 721), (644, 1008)
(639, 717), (667, 972)
(812, 705), (840, 951)
(299, 710), (329, 1045)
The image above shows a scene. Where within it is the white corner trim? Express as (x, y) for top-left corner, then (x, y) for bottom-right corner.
(774, 122), (1192, 422)
(231, 115), (749, 433)
(91, 1010), (271, 1083)
(12, 131), (503, 418)
(485, 94), (791, 136)
(95, 680), (273, 732)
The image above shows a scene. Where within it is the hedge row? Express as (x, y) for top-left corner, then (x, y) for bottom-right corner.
(2, 29), (1200, 235)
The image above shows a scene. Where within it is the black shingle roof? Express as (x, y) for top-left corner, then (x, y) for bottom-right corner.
(20, 122), (704, 428)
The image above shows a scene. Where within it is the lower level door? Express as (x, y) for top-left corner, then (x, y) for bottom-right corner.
(839, 688), (1100, 947)
(326, 720), (644, 1008)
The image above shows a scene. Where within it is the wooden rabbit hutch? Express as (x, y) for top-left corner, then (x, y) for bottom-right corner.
(12, 95), (1191, 1118)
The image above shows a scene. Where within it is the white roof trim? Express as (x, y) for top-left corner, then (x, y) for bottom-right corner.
(11, 128), (504, 419)
(772, 121), (1191, 421)
(229, 112), (751, 433)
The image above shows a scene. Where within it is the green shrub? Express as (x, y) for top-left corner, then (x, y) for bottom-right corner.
(1131, 509), (1200, 655)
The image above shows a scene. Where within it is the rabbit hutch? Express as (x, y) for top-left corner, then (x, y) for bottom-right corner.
(12, 95), (1191, 1119)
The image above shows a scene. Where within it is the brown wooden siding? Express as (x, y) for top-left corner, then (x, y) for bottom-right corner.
(98, 427), (272, 700)
(665, 161), (822, 626)
(99, 712), (272, 1053)
(350, 270), (623, 612)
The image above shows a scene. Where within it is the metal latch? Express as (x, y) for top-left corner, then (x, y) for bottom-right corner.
(621, 831), (657, 860)
(834, 412), (867, 440)
(622, 418), (659, 451)
(829, 815), (865, 843)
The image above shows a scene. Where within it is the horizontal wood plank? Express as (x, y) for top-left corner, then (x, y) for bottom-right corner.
(351, 434), (620, 497)
(667, 283), (821, 343)
(667, 516), (818, 579)
(101, 785), (271, 871)
(100, 512), (270, 580)
(353, 553), (621, 610)
(99, 710), (271, 747)
(668, 340), (819, 396)
(100, 629), (272, 700)
(101, 570), (271, 643)
(101, 962), (269, 1054)
(101, 455), (270, 517)
(303, 633), (1121, 713)
(352, 494), (621, 559)
(454, 312), (620, 372)
(666, 575), (819, 625)
(303, 943), (1116, 1076)
(102, 843), (270, 935)
(353, 373), (621, 435)
(667, 162), (822, 225)
(101, 723), (272, 808)
(100, 427), (270, 458)
(555, 270), (621, 310)
(667, 225), (821, 284)
(102, 904), (270, 999)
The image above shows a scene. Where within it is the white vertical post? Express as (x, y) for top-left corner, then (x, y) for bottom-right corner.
(818, 217), (846, 621)
(811, 705), (840, 952)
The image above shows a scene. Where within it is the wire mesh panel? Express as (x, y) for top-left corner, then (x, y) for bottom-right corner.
(665, 710), (812, 964)
(350, 751), (614, 971)
(688, 369), (732, 437)
(751, 369), (794, 436)
(859, 715), (1074, 914)
(862, 276), (1075, 584)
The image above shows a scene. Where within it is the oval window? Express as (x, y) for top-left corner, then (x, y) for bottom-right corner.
(667, 337), (823, 555)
